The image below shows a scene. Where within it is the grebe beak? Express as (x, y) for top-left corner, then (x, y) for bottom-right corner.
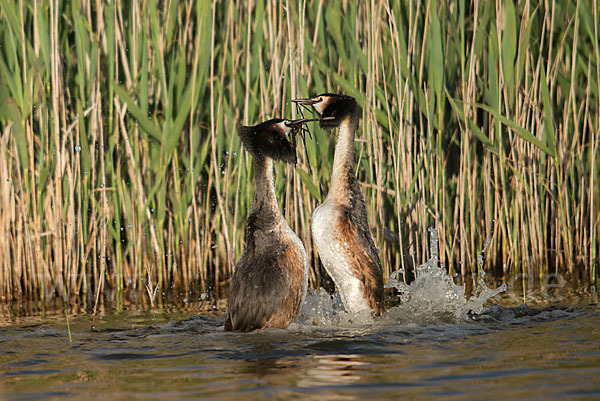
(291, 97), (321, 106)
(285, 117), (323, 127)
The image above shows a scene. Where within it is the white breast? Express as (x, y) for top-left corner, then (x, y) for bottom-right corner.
(312, 201), (370, 314)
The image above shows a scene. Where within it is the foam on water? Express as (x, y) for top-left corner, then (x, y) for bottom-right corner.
(299, 228), (506, 327)
(297, 288), (375, 328)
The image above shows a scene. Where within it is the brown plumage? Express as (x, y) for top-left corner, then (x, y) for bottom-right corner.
(292, 94), (384, 316)
(225, 118), (311, 332)
(225, 235), (306, 331)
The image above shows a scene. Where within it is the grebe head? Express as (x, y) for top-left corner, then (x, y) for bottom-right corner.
(238, 118), (319, 163)
(292, 93), (361, 128)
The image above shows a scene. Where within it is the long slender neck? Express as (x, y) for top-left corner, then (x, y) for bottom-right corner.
(328, 118), (358, 201)
(251, 156), (284, 224)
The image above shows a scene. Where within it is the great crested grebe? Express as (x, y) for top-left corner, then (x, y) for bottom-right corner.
(292, 94), (384, 316)
(225, 117), (317, 332)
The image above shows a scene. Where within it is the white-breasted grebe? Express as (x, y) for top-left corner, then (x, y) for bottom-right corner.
(225, 117), (317, 332)
(292, 94), (384, 316)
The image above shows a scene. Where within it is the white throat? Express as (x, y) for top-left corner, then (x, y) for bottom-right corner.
(329, 119), (356, 199)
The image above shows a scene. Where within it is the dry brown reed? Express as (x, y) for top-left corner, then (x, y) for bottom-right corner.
(0, 0), (598, 307)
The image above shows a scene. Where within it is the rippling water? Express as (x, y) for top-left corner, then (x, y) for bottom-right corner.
(1, 300), (599, 401)
(2, 232), (598, 400)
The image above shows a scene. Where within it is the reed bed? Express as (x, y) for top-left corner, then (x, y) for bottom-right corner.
(0, 0), (598, 306)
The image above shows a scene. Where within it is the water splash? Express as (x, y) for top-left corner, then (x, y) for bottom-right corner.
(299, 228), (506, 327)
(383, 228), (505, 325)
(298, 289), (374, 328)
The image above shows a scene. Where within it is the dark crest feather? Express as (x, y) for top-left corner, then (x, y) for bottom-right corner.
(319, 95), (361, 128)
(238, 119), (297, 164)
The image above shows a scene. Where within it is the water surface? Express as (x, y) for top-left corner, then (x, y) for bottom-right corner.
(1, 300), (599, 400)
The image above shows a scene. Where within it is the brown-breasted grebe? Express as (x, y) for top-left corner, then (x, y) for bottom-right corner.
(292, 94), (384, 316)
(225, 118), (316, 332)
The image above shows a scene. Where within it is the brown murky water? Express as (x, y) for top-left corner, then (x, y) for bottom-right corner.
(1, 298), (599, 401)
